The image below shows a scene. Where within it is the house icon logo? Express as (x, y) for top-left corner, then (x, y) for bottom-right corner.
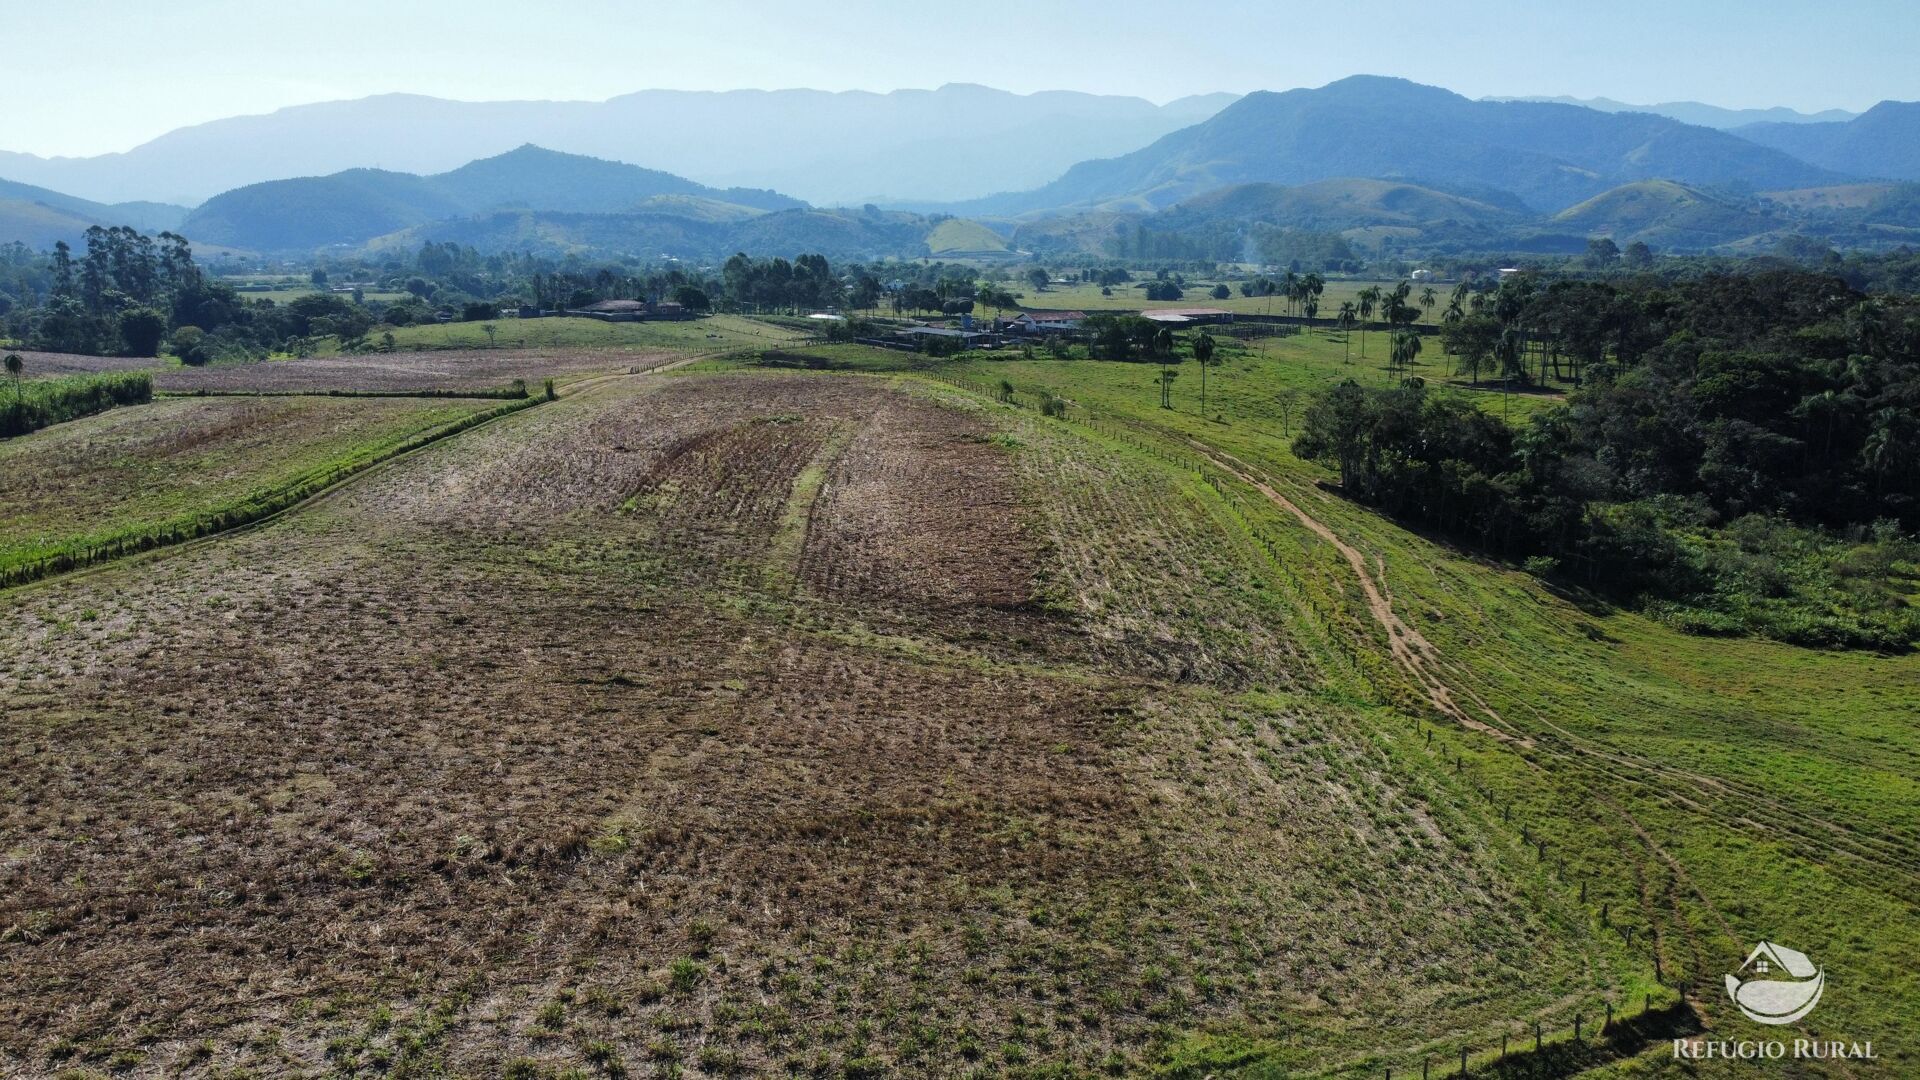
(1726, 941), (1825, 1025)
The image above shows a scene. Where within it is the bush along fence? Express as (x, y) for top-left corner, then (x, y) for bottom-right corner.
(0, 370), (153, 437)
(0, 392), (550, 590)
(926, 368), (1700, 1077)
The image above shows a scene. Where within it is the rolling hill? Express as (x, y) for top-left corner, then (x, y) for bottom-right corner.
(0, 177), (189, 248)
(964, 75), (1843, 218)
(1014, 177), (1530, 259)
(1549, 180), (1783, 248)
(1736, 100), (1920, 180)
(1157, 178), (1526, 230)
(1012, 175), (1833, 258)
(181, 146), (803, 251)
(362, 203), (998, 262)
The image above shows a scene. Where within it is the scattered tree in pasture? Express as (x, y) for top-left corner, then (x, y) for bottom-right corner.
(1192, 331), (1217, 416)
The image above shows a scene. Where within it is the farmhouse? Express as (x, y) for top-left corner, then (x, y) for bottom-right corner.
(1004, 311), (1086, 334)
(1141, 307), (1234, 325)
(569, 299), (694, 322)
(895, 326), (995, 349)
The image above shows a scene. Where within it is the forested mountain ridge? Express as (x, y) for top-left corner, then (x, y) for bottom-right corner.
(1737, 101), (1920, 180)
(961, 76), (1845, 217)
(180, 146), (803, 251)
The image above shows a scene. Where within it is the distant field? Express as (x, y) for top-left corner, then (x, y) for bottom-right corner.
(152, 349), (674, 395)
(1015, 278), (1447, 319)
(0, 394), (511, 581)
(1020, 320), (1566, 421)
(368, 313), (804, 353)
(3, 350), (167, 379)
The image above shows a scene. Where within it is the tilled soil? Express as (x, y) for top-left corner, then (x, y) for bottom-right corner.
(0, 373), (1600, 1077)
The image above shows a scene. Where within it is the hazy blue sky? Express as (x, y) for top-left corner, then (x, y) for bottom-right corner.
(10, 0), (1917, 157)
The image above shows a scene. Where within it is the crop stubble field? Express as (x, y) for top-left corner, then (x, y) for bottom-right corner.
(0, 365), (1652, 1077)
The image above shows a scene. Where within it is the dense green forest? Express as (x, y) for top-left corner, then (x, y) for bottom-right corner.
(1295, 269), (1920, 648)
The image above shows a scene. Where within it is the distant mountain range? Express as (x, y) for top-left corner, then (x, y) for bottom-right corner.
(5, 76), (1919, 261)
(962, 76), (1843, 218)
(0, 85), (1234, 207)
(1735, 101), (1920, 180)
(1485, 95), (1858, 129)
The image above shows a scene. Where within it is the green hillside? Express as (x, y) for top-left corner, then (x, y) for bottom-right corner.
(924, 217), (1008, 253)
(181, 145), (805, 252)
(1551, 179), (1781, 247)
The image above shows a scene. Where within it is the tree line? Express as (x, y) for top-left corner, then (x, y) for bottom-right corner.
(1294, 268), (1920, 649)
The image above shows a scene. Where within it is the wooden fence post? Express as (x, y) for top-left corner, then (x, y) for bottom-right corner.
(1534, 1020), (1541, 1052)
(1605, 1001), (1613, 1031)
(1574, 1013), (1582, 1042)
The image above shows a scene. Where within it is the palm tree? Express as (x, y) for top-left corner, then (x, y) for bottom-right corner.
(1337, 302), (1357, 363)
(1154, 326), (1176, 409)
(1193, 331), (1217, 416)
(1303, 272), (1325, 308)
(1357, 287), (1380, 358)
(1420, 286), (1437, 323)
(1391, 331), (1423, 385)
(1283, 271), (1300, 316)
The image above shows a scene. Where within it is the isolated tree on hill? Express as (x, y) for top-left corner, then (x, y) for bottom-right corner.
(1027, 267), (1050, 292)
(4, 353), (22, 409)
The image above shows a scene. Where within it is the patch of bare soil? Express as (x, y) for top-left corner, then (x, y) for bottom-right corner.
(147, 348), (683, 394)
(4, 350), (161, 377)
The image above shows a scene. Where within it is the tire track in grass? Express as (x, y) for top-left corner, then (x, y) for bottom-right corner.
(1185, 437), (1528, 745)
(1177, 432), (1879, 1073)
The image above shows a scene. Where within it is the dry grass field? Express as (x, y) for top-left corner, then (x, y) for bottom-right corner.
(0, 370), (1649, 1078)
(148, 349), (684, 395)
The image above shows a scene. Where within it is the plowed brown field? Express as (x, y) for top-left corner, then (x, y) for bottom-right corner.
(0, 372), (1622, 1078)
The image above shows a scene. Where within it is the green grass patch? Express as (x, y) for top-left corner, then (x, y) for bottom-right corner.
(0, 393), (540, 586)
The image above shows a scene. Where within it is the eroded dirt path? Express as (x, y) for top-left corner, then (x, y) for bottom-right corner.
(1187, 439), (1525, 744)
